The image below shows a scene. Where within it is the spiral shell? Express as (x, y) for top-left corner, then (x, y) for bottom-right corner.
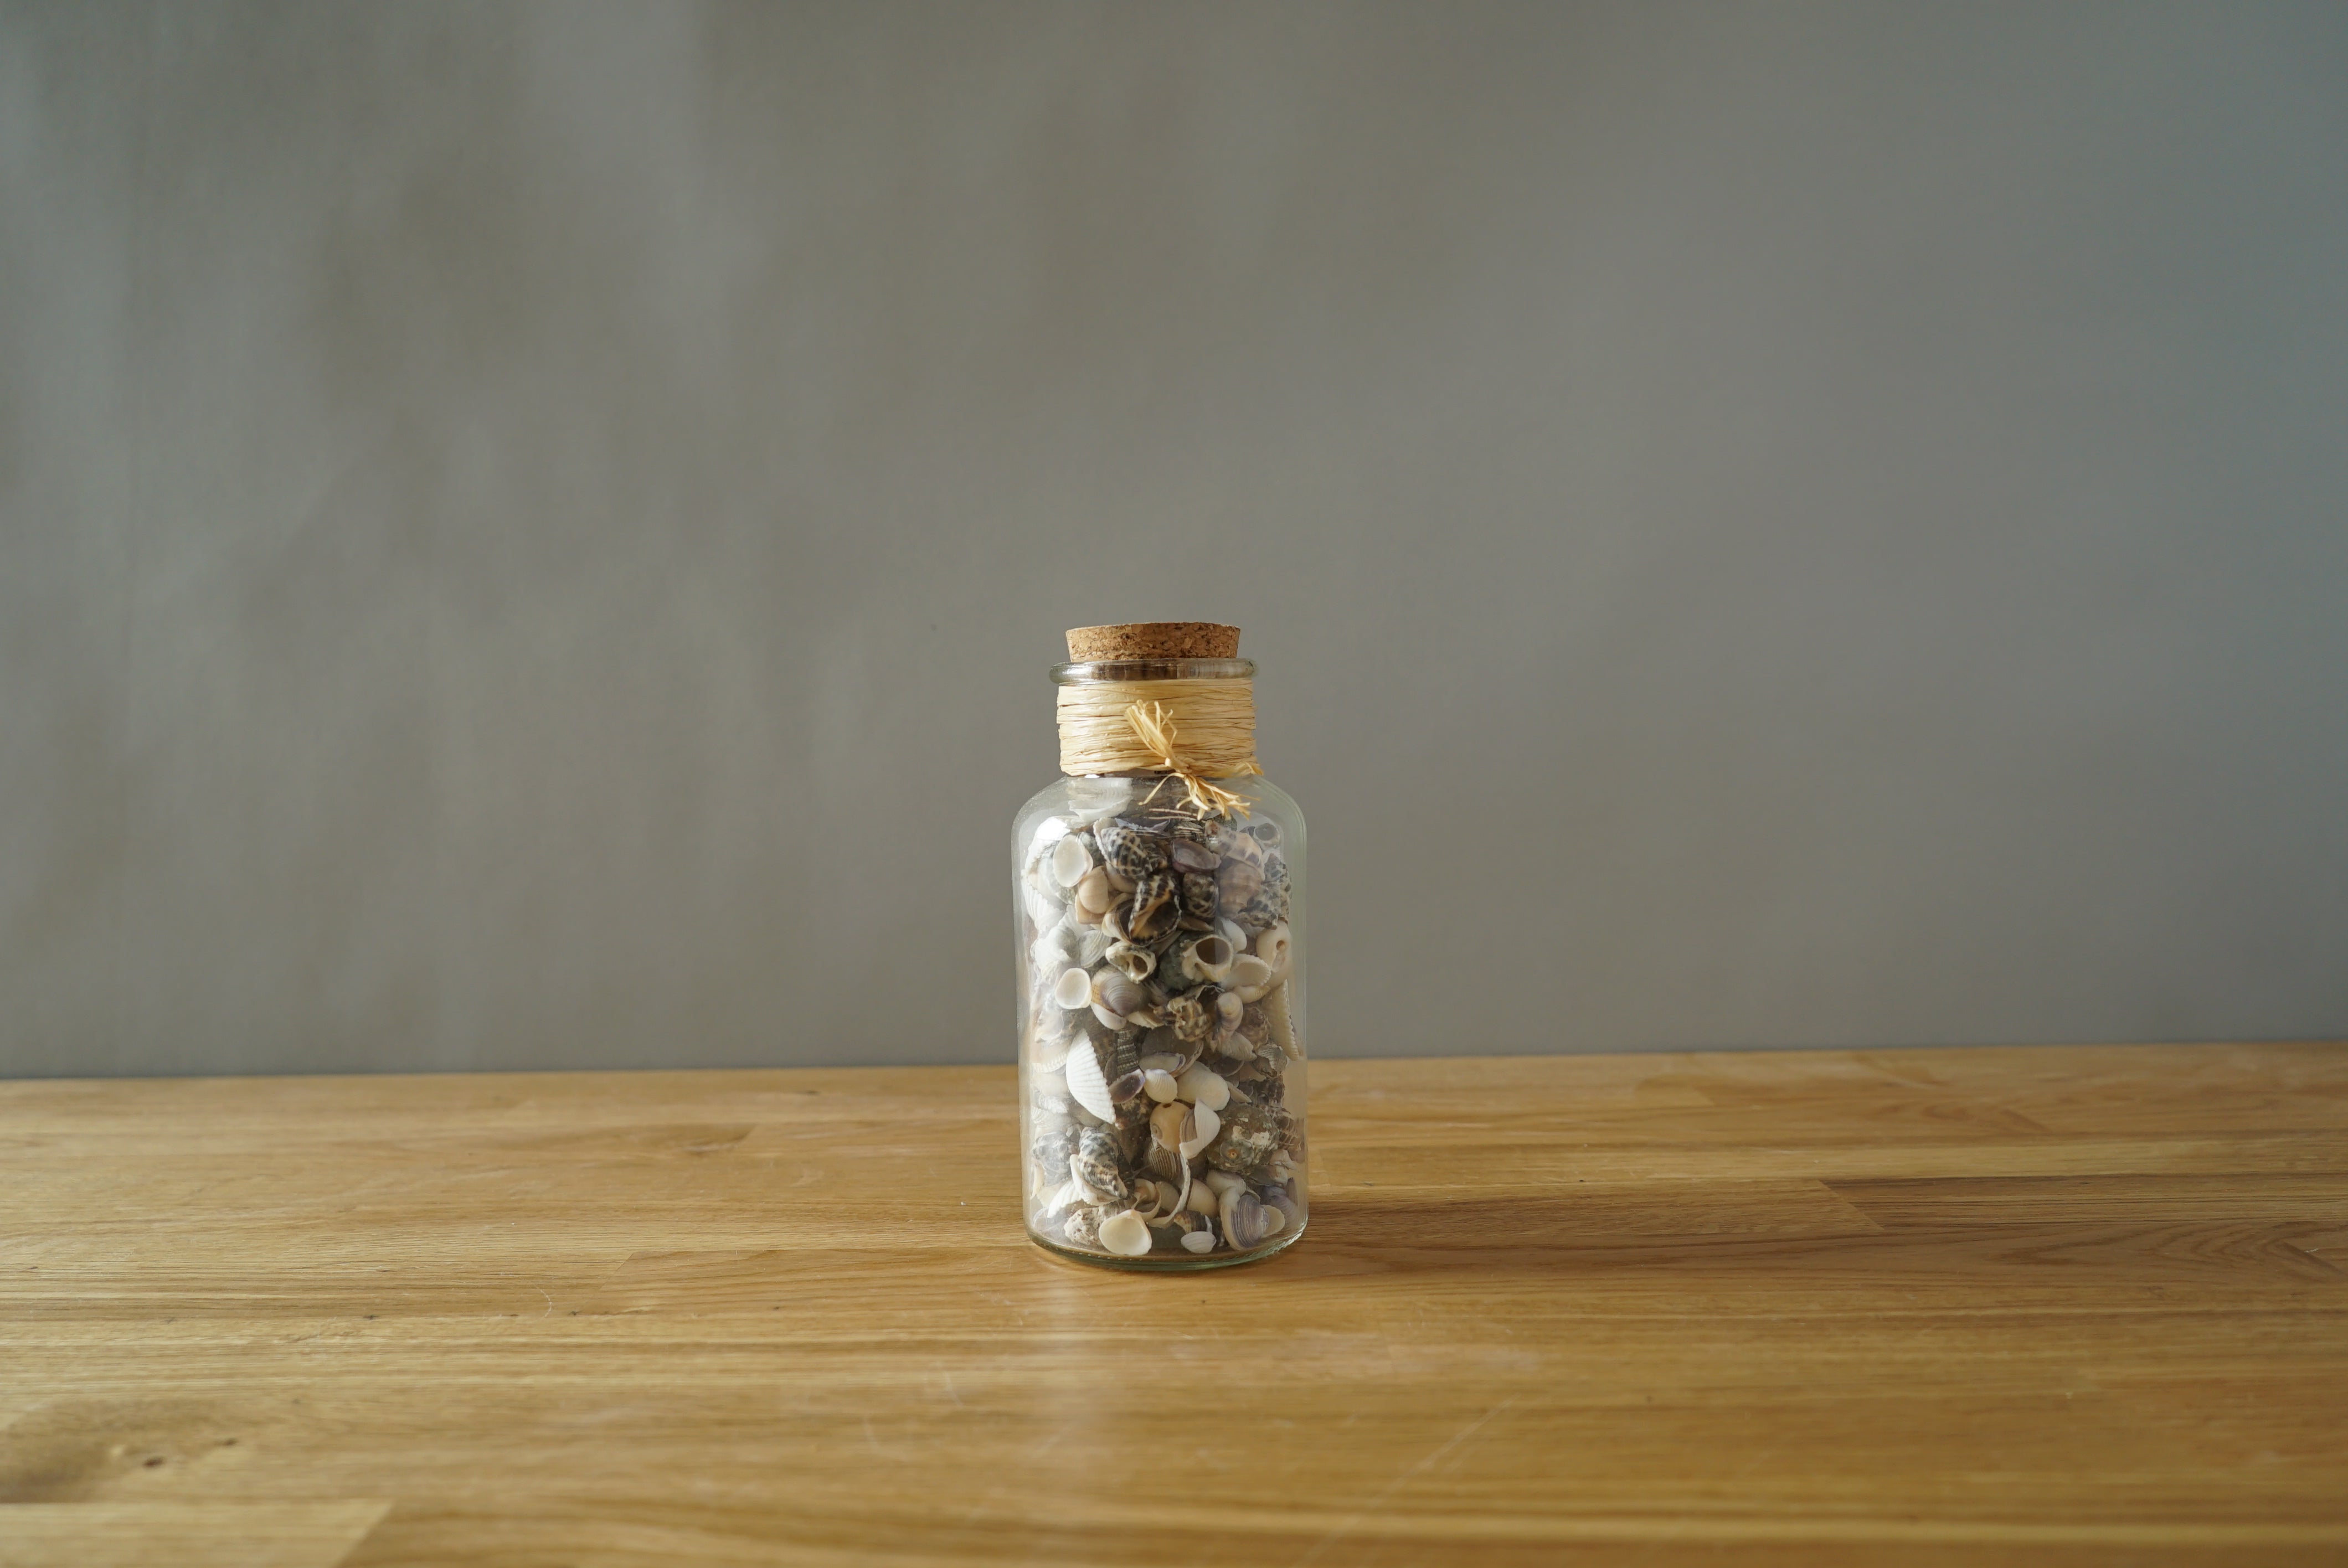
(1179, 933), (1235, 984)
(1127, 871), (1181, 941)
(1071, 1127), (1127, 1203)
(1166, 992), (1212, 1044)
(1104, 941), (1156, 983)
(1094, 818), (1170, 878)
(1180, 871), (1218, 923)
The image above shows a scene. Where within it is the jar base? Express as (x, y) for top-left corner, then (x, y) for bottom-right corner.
(1027, 1219), (1305, 1272)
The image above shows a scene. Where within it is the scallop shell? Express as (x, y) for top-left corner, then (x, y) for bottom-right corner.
(1098, 1209), (1153, 1257)
(1264, 981), (1302, 1061)
(1094, 818), (1170, 878)
(1062, 1038), (1118, 1121)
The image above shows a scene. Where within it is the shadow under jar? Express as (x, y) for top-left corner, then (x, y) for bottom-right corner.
(1013, 623), (1307, 1269)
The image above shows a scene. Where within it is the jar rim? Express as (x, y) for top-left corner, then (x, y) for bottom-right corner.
(1050, 658), (1255, 685)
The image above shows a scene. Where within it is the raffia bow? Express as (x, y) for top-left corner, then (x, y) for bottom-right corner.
(1124, 699), (1261, 818)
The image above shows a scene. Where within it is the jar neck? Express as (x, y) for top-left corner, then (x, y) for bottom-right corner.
(1051, 661), (1260, 791)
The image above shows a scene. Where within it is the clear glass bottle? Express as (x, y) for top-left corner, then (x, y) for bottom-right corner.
(1012, 647), (1307, 1268)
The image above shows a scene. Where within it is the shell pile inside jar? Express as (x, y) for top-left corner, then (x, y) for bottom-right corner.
(1020, 788), (1303, 1260)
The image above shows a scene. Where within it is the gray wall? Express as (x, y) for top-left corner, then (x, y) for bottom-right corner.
(4, 1), (2344, 1077)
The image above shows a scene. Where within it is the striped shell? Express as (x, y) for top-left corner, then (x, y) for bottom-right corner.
(1094, 818), (1169, 878)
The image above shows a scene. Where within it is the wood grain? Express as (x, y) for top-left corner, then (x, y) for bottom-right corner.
(2, 1044), (2344, 1566)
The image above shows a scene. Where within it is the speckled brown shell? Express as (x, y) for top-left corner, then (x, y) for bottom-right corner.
(1095, 818), (1168, 878)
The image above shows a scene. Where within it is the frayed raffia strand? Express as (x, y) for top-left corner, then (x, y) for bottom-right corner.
(1055, 678), (1262, 817)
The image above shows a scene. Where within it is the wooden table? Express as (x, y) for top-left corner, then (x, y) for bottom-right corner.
(3, 1045), (2344, 1566)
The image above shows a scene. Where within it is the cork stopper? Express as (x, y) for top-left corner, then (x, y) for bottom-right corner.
(1065, 622), (1241, 661)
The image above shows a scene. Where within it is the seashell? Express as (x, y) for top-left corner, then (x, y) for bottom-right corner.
(1070, 922), (1114, 967)
(1104, 941), (1156, 983)
(1180, 1103), (1221, 1162)
(1048, 833), (1094, 889)
(1180, 1228), (1216, 1254)
(1175, 1064), (1229, 1111)
(1248, 819), (1284, 852)
(1143, 1068), (1179, 1103)
(1091, 969), (1145, 1020)
(1062, 1206), (1103, 1250)
(1187, 1178), (1222, 1214)
(1098, 1209), (1153, 1257)
(1218, 916), (1248, 948)
(1022, 880), (1064, 930)
(1030, 1126), (1076, 1185)
(1062, 1037), (1118, 1121)
(1262, 1187), (1301, 1233)
(1216, 989), (1244, 1033)
(1108, 1069), (1149, 1106)
(1219, 1188), (1266, 1251)
(1094, 818), (1170, 878)
(1227, 954), (1274, 1004)
(1205, 1100), (1285, 1175)
(1253, 924), (1293, 977)
(1104, 866), (1136, 895)
(1027, 815), (1072, 858)
(1217, 859), (1264, 906)
(1264, 981), (1301, 1061)
(1180, 933), (1235, 984)
(1125, 1007), (1163, 1029)
(1127, 871), (1181, 941)
(1137, 1051), (1187, 1073)
(1164, 993), (1209, 1044)
(1073, 866), (1115, 919)
(1166, 836), (1219, 874)
(1179, 871), (1218, 923)
(1147, 1100), (1196, 1178)
(1031, 924), (1077, 973)
(1051, 967), (1094, 1010)
(1098, 902), (1130, 943)
(1071, 1127), (1127, 1203)
(1259, 1204), (1287, 1238)
(1202, 1168), (1248, 1201)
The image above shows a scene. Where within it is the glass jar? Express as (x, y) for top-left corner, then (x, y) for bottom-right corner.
(1012, 630), (1307, 1268)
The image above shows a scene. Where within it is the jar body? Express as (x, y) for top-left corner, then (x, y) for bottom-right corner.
(1012, 773), (1307, 1267)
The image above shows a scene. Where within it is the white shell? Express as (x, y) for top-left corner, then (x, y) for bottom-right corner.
(1228, 955), (1273, 993)
(1202, 1169), (1248, 1201)
(1187, 1180), (1221, 1214)
(1051, 968), (1093, 1010)
(1098, 1210), (1153, 1256)
(1062, 1042), (1117, 1121)
(1265, 981), (1301, 1060)
(1180, 933), (1235, 984)
(1253, 924), (1292, 977)
(1142, 1069), (1179, 1103)
(1049, 834), (1094, 888)
(1174, 1064), (1229, 1111)
(1022, 881), (1064, 929)
(1180, 1230), (1216, 1254)
(1260, 1205), (1288, 1236)
(1073, 868), (1114, 919)
(1178, 1103), (1221, 1162)
(1028, 816), (1072, 857)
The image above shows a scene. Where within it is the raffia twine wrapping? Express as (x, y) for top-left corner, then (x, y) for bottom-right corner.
(1055, 678), (1262, 816)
